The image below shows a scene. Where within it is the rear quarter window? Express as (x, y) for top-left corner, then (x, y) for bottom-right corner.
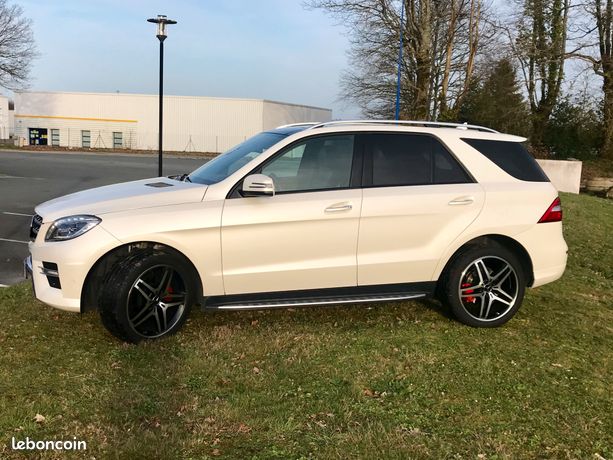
(461, 138), (549, 182)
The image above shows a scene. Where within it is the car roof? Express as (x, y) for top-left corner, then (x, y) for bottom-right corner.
(271, 121), (526, 142)
(266, 125), (314, 136)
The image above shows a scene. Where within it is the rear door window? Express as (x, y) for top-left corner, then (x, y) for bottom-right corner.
(462, 138), (549, 182)
(365, 133), (472, 187)
(432, 141), (473, 184)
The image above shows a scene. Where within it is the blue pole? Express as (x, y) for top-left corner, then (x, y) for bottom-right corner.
(394, 0), (405, 121)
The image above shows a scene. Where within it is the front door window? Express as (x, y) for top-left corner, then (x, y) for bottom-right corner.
(260, 135), (355, 193)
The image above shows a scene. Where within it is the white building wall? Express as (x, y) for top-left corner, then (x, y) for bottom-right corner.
(161, 96), (263, 152)
(536, 159), (582, 194)
(262, 100), (332, 130)
(14, 115), (137, 149)
(0, 95), (9, 139)
(14, 92), (331, 152)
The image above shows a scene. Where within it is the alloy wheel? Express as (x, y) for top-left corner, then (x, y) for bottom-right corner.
(458, 256), (519, 322)
(126, 265), (187, 338)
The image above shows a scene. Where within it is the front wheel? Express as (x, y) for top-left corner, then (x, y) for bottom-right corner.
(99, 249), (196, 342)
(440, 244), (526, 327)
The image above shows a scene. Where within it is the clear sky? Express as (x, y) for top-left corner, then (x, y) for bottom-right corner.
(16, 0), (360, 118)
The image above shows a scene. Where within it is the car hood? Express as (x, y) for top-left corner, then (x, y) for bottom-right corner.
(36, 178), (208, 222)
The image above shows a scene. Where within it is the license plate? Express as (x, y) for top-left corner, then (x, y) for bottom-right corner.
(24, 256), (32, 279)
(24, 256), (35, 295)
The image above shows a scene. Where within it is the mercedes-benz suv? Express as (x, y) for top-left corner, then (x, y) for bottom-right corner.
(25, 120), (568, 342)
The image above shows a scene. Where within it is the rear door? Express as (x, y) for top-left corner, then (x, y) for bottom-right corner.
(357, 133), (485, 285)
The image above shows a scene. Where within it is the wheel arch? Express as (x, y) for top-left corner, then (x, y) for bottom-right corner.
(437, 234), (534, 289)
(81, 241), (204, 312)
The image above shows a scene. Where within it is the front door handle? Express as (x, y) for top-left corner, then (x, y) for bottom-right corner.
(448, 196), (475, 206)
(325, 203), (353, 213)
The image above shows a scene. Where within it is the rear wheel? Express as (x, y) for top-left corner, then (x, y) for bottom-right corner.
(99, 249), (196, 342)
(440, 244), (526, 327)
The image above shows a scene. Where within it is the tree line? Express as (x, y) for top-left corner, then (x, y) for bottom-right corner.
(306, 0), (613, 160)
(1, 0), (610, 159)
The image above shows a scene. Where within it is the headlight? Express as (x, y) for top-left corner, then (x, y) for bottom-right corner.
(45, 215), (101, 242)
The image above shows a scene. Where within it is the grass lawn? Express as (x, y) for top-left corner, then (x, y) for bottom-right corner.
(0, 192), (611, 459)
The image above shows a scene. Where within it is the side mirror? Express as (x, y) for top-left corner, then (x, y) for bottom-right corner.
(242, 174), (275, 197)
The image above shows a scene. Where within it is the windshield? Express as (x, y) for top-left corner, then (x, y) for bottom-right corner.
(188, 132), (287, 185)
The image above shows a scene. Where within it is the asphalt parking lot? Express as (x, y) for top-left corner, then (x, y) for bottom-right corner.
(0, 149), (207, 286)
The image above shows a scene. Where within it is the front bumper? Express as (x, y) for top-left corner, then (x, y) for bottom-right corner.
(27, 224), (121, 313)
(25, 252), (80, 313)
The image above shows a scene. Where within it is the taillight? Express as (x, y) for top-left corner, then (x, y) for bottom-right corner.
(538, 197), (563, 223)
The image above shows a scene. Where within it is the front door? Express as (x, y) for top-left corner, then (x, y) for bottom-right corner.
(221, 133), (362, 295)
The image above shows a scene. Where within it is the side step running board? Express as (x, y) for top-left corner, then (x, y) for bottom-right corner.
(207, 292), (426, 311)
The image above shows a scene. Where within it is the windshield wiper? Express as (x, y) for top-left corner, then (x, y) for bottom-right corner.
(168, 173), (192, 182)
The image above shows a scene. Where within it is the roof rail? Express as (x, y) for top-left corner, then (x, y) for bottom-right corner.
(275, 122), (320, 129)
(307, 120), (499, 134)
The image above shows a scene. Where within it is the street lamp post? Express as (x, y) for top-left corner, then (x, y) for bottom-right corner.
(147, 15), (177, 177)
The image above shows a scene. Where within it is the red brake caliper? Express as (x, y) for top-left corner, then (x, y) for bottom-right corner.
(461, 283), (476, 303)
(163, 285), (173, 302)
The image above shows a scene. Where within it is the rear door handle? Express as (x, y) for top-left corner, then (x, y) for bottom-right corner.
(325, 203), (353, 213)
(448, 196), (474, 206)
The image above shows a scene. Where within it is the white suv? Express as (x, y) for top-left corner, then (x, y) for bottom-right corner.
(25, 121), (568, 342)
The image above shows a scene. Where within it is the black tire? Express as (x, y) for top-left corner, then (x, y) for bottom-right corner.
(99, 249), (196, 343)
(439, 242), (526, 327)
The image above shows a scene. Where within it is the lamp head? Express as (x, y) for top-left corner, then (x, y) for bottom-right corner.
(147, 15), (177, 39)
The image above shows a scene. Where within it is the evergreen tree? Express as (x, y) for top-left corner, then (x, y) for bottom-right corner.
(458, 59), (529, 136)
(544, 98), (603, 158)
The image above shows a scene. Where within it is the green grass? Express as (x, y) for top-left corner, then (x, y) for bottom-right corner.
(1, 192), (611, 459)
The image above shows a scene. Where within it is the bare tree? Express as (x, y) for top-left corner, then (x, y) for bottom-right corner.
(567, 0), (612, 158)
(512, 0), (570, 148)
(305, 0), (492, 120)
(595, 0), (613, 157)
(0, 0), (37, 90)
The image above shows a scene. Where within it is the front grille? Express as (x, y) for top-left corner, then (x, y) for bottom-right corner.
(30, 214), (42, 241)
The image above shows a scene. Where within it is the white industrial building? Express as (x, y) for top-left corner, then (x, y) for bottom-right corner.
(13, 91), (332, 153)
(0, 94), (11, 139)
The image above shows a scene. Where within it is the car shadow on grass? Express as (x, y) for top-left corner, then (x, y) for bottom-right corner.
(180, 296), (455, 334)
